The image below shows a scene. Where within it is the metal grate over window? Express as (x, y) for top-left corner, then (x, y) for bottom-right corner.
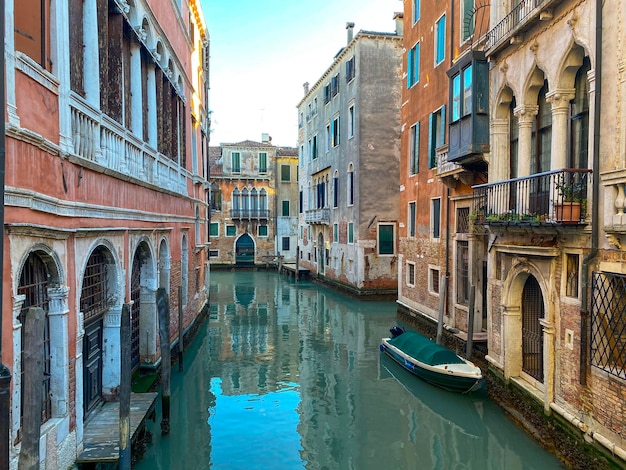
(591, 272), (626, 380)
(457, 207), (470, 233)
(81, 249), (109, 323)
(18, 253), (51, 426)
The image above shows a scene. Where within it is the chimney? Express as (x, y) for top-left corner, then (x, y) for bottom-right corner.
(303, 82), (309, 95)
(393, 12), (404, 37)
(262, 133), (271, 144)
(346, 22), (355, 44)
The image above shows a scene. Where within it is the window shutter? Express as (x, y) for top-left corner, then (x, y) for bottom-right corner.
(428, 113), (434, 168)
(407, 49), (413, 88)
(439, 105), (446, 147)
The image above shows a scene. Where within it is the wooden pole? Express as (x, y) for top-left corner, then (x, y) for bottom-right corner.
(436, 274), (447, 344)
(157, 288), (171, 434)
(178, 285), (184, 372)
(18, 307), (45, 470)
(295, 247), (300, 282)
(119, 304), (131, 468)
(466, 285), (476, 360)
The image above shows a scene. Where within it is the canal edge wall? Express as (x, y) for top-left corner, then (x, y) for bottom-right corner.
(397, 305), (625, 470)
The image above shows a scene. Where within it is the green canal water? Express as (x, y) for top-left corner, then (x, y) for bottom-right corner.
(135, 271), (565, 470)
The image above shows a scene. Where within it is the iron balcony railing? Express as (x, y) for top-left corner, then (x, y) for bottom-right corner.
(472, 168), (592, 226)
(486, 0), (554, 50)
(305, 208), (330, 224)
(230, 209), (270, 220)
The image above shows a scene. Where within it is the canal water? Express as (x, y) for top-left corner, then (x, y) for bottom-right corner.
(135, 271), (565, 470)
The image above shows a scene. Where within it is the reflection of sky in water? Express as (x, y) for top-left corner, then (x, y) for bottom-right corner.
(208, 378), (302, 470)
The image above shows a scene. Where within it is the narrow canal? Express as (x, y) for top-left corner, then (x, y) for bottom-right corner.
(135, 271), (565, 469)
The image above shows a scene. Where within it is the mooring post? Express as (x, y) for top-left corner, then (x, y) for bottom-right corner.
(436, 274), (446, 345)
(119, 304), (131, 469)
(178, 285), (184, 372)
(466, 285), (476, 361)
(157, 288), (171, 434)
(18, 307), (45, 470)
(296, 247), (300, 282)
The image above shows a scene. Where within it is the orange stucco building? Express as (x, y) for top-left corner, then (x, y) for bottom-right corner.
(2, 0), (210, 467)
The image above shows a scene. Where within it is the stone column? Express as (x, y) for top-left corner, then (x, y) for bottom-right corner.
(540, 317), (556, 412)
(103, 307), (122, 399)
(5, 0), (20, 126)
(147, 64), (158, 148)
(514, 105), (538, 177)
(130, 41), (144, 138)
(83, 0), (101, 107)
(47, 287), (70, 417)
(547, 89), (575, 170)
(54, 0), (74, 152)
(491, 118), (510, 182)
(10, 295), (26, 446)
(502, 304), (522, 380)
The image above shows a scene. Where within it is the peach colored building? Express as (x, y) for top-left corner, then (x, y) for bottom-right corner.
(3, 0), (210, 467)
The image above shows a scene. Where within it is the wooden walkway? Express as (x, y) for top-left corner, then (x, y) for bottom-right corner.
(76, 392), (158, 467)
(280, 263), (310, 278)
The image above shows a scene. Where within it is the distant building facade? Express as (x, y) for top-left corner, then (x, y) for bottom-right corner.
(209, 138), (299, 266)
(275, 147), (300, 262)
(4, 0), (210, 467)
(296, 19), (403, 295)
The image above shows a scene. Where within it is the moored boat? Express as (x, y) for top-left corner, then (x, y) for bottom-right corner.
(379, 328), (483, 394)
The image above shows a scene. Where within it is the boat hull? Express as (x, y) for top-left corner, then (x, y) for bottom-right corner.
(380, 338), (483, 394)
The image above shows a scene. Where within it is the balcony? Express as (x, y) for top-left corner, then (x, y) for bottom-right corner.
(436, 145), (473, 188)
(230, 209), (269, 220)
(471, 169), (591, 228)
(70, 94), (187, 194)
(305, 208), (330, 225)
(486, 0), (558, 56)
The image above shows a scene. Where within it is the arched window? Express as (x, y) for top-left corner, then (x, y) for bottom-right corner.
(232, 188), (241, 215)
(259, 189), (267, 216)
(509, 97), (519, 211)
(531, 81), (551, 174)
(250, 188), (258, 215)
(242, 188), (249, 216)
(333, 170), (339, 208)
(18, 253), (51, 426)
(569, 57), (590, 169)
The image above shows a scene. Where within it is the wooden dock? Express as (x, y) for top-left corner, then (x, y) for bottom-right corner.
(280, 263), (310, 279)
(76, 392), (158, 467)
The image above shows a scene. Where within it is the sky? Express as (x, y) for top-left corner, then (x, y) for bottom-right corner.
(200, 0), (403, 148)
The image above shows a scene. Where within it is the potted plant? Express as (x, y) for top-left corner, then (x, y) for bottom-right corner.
(555, 176), (586, 223)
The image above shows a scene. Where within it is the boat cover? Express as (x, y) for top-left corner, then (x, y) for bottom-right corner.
(388, 332), (465, 366)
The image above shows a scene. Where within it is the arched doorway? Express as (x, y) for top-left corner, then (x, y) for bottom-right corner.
(522, 275), (544, 382)
(80, 247), (112, 414)
(317, 232), (325, 275)
(236, 233), (255, 265)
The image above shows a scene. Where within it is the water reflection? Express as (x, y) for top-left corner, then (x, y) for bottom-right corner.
(135, 271), (563, 470)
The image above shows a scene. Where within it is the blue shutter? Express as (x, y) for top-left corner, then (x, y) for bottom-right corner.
(407, 48), (413, 88)
(428, 113), (434, 168)
(439, 105), (446, 147)
(415, 43), (420, 84)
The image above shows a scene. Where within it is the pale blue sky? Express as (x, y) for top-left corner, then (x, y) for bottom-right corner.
(201, 0), (402, 147)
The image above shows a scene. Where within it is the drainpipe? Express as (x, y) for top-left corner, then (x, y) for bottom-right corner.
(579, 0), (602, 386)
(0, 2), (12, 466)
(444, 0), (455, 326)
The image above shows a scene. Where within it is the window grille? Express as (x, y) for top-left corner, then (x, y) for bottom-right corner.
(591, 272), (626, 380)
(18, 253), (51, 426)
(81, 249), (109, 323)
(457, 207), (470, 233)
